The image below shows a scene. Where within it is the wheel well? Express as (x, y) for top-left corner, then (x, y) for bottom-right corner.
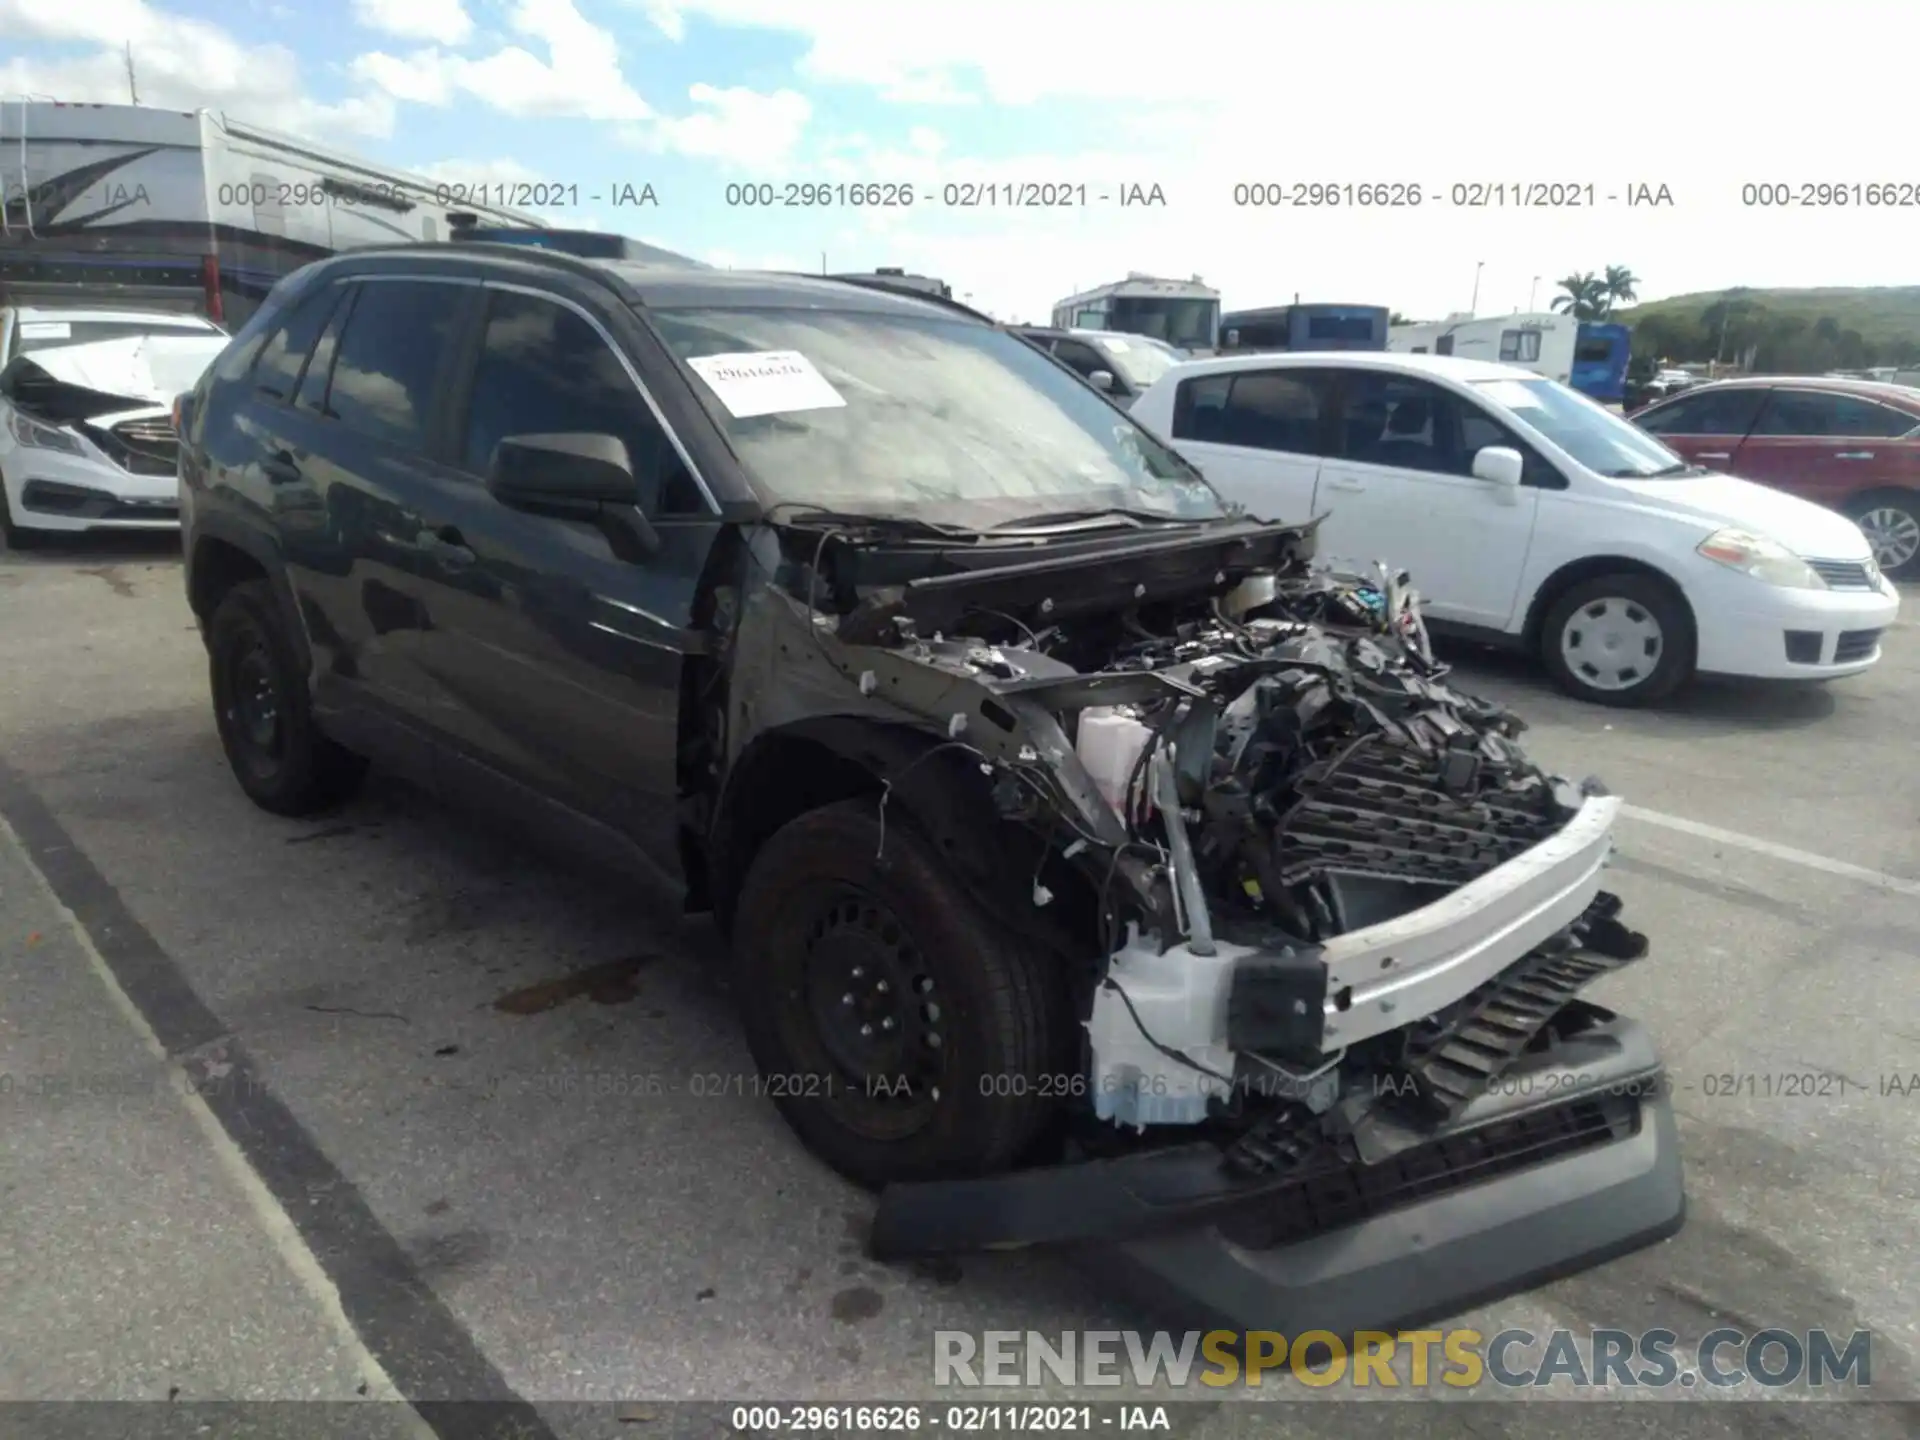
(704, 732), (885, 928)
(1843, 486), (1920, 511)
(189, 538), (269, 625)
(1523, 556), (1696, 651)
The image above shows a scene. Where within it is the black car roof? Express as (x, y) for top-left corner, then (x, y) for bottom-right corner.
(303, 244), (986, 324)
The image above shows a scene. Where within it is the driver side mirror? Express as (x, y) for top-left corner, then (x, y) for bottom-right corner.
(488, 432), (660, 557)
(1472, 445), (1525, 488)
(1088, 369), (1117, 393)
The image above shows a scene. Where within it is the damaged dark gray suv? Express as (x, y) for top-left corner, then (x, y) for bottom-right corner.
(178, 243), (1684, 1331)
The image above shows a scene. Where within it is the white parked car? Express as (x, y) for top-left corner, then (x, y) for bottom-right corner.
(0, 305), (229, 546)
(1129, 351), (1902, 705)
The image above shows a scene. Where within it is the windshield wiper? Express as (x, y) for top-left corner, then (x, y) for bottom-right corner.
(762, 503), (982, 539)
(1607, 462), (1698, 478)
(985, 506), (1208, 532)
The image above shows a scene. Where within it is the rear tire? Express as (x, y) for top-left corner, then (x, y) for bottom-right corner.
(1540, 572), (1694, 707)
(208, 580), (368, 815)
(1844, 490), (1920, 580)
(732, 799), (1064, 1189)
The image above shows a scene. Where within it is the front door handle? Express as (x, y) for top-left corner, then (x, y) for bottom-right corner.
(1835, 451), (1875, 460)
(1697, 451), (1730, 461)
(421, 526), (475, 566)
(1324, 478), (1365, 492)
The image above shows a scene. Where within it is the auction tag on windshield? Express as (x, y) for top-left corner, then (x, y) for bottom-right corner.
(1480, 379), (1545, 409)
(18, 321), (72, 340)
(685, 350), (847, 419)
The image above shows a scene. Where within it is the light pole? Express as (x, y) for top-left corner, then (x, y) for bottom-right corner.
(1529, 275), (1540, 311)
(1470, 261), (1484, 316)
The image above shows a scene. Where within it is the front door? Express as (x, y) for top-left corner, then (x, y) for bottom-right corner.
(1311, 370), (1541, 629)
(1630, 386), (1768, 473)
(1163, 367), (1339, 525)
(403, 283), (720, 877)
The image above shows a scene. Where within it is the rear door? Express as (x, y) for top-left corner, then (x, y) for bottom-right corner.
(1630, 386), (1768, 471)
(287, 274), (479, 734)
(1730, 388), (1920, 508)
(401, 281), (723, 877)
(1164, 367), (1338, 523)
(1312, 370), (1544, 628)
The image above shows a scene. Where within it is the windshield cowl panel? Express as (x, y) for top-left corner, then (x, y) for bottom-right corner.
(651, 306), (1226, 531)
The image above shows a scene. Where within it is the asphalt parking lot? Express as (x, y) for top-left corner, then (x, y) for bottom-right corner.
(2, 535), (1917, 1439)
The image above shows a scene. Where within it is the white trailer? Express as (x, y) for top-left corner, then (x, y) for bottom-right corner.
(2, 101), (545, 326)
(1051, 273), (1220, 352)
(1388, 311), (1580, 384)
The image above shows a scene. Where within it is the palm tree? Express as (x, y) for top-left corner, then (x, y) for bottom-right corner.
(1600, 265), (1640, 316)
(1551, 273), (1608, 322)
(1388, 311), (1413, 325)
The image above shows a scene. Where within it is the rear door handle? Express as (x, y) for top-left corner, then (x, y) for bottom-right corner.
(421, 525), (475, 566)
(1324, 478), (1365, 492)
(1835, 451), (1875, 460)
(261, 451), (301, 485)
(1697, 451), (1730, 460)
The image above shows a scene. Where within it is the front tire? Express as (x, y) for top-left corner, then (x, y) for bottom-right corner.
(732, 799), (1064, 1189)
(1540, 572), (1694, 707)
(1845, 491), (1920, 580)
(208, 580), (368, 815)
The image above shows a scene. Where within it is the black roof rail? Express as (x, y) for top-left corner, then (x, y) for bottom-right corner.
(324, 240), (657, 309)
(805, 273), (998, 324)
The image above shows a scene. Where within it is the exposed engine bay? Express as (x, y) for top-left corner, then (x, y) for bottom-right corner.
(740, 510), (1652, 1191)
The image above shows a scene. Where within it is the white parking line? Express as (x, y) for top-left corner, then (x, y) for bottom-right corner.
(1621, 804), (1920, 900)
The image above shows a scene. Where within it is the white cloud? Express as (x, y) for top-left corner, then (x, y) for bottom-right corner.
(625, 84), (811, 171)
(351, 0), (472, 45)
(351, 0), (651, 121)
(0, 0), (395, 137)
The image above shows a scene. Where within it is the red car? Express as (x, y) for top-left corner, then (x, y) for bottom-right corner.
(1630, 377), (1920, 578)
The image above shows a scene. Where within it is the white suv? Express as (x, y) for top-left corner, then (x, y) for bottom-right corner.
(1130, 351), (1901, 705)
(0, 305), (228, 546)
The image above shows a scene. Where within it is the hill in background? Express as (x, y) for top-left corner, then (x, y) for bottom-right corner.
(1614, 286), (1920, 372)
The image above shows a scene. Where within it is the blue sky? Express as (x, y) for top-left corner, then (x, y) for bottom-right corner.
(5, 0), (1918, 322)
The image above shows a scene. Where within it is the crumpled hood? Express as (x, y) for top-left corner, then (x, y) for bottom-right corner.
(2, 333), (229, 413)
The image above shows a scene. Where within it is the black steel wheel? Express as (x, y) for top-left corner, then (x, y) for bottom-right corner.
(733, 798), (1064, 1188)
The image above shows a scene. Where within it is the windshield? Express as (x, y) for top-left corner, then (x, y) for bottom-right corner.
(1107, 297), (1218, 351)
(649, 307), (1226, 529)
(1472, 376), (1688, 477)
(1092, 333), (1179, 388)
(12, 317), (220, 357)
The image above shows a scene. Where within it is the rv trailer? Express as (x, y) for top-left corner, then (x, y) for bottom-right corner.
(1219, 304), (1389, 352)
(2, 101), (544, 327)
(1388, 311), (1580, 385)
(1052, 273), (1219, 351)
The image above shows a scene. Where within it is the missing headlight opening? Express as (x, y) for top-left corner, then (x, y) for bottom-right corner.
(721, 511), (1662, 1272)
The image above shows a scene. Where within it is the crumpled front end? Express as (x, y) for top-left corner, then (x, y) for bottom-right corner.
(752, 513), (1683, 1307)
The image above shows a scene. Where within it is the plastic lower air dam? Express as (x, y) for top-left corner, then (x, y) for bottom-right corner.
(870, 1013), (1685, 1335)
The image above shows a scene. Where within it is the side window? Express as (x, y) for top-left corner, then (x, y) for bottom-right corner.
(1434, 334), (1455, 356)
(322, 279), (465, 450)
(1753, 392), (1915, 438)
(1172, 374), (1233, 442)
(1051, 341), (1108, 380)
(1218, 370), (1335, 454)
(1637, 389), (1765, 436)
(247, 282), (342, 401)
(458, 289), (706, 516)
(1458, 405), (1562, 489)
(1339, 372), (1460, 473)
(295, 286), (354, 414)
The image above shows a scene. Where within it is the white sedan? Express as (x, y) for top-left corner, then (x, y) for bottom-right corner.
(1129, 351), (1901, 706)
(0, 305), (228, 546)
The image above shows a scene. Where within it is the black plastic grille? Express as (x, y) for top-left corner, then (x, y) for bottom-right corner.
(1218, 1091), (1642, 1250)
(1834, 629), (1883, 663)
(1807, 559), (1876, 590)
